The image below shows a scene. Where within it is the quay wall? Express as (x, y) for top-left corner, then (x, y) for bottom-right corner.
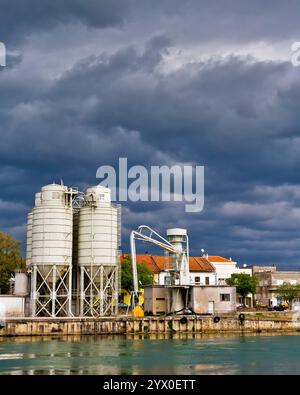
(1, 315), (300, 337)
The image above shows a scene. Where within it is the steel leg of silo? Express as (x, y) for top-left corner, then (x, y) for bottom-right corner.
(114, 266), (118, 316)
(80, 266), (84, 316)
(31, 265), (37, 317)
(76, 267), (80, 316)
(90, 267), (93, 315)
(68, 265), (72, 316)
(52, 266), (56, 317)
(100, 265), (104, 316)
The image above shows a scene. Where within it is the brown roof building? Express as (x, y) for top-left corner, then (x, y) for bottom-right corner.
(120, 254), (216, 286)
(121, 254), (214, 273)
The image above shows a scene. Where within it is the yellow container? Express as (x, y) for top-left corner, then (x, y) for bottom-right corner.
(132, 305), (144, 318)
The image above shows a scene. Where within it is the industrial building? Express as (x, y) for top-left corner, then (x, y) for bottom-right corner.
(121, 254), (216, 286)
(120, 253), (251, 309)
(130, 226), (237, 315)
(206, 256), (252, 284)
(144, 285), (236, 315)
(253, 266), (300, 307)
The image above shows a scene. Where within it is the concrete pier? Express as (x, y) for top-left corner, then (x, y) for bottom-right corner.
(1, 314), (300, 337)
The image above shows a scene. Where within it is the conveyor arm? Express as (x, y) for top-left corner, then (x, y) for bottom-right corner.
(130, 225), (181, 298)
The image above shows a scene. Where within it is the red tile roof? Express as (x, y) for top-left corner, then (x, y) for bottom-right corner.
(121, 254), (214, 273)
(208, 255), (233, 263)
(194, 256), (216, 271)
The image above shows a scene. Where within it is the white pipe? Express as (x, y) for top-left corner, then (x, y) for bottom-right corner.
(130, 231), (138, 297)
(130, 225), (189, 294)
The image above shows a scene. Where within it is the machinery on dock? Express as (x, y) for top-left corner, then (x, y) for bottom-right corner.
(130, 225), (190, 315)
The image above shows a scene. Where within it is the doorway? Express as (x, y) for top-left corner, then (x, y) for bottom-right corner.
(208, 301), (215, 314)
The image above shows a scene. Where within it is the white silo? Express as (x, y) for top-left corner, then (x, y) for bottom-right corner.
(166, 228), (190, 286)
(25, 211), (33, 267)
(14, 272), (29, 296)
(77, 185), (121, 317)
(29, 183), (77, 317)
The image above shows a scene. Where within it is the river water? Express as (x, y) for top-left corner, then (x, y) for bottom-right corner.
(0, 333), (299, 375)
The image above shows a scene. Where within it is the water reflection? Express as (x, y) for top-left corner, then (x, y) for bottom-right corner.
(0, 332), (300, 375)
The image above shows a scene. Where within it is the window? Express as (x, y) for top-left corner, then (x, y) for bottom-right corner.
(205, 277), (210, 285)
(194, 276), (201, 284)
(277, 280), (283, 285)
(164, 276), (171, 285)
(220, 293), (230, 302)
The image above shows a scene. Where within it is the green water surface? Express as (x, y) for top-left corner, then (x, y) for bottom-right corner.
(0, 333), (299, 375)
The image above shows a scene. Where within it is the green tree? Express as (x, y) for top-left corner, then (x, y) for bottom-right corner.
(275, 282), (300, 309)
(0, 231), (25, 294)
(226, 273), (258, 304)
(121, 256), (154, 292)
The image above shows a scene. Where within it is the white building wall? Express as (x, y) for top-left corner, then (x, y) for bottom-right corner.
(212, 261), (252, 284)
(190, 286), (237, 314)
(189, 272), (216, 286)
(154, 258), (252, 287)
(0, 296), (25, 318)
(158, 271), (216, 286)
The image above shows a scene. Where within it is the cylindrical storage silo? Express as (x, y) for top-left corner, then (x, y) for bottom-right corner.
(166, 228), (190, 286)
(31, 184), (73, 272)
(78, 186), (118, 266)
(78, 186), (120, 317)
(26, 211), (33, 267)
(14, 273), (29, 296)
(30, 183), (75, 317)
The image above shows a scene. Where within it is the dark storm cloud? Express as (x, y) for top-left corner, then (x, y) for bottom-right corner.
(43, 46), (300, 189)
(2, 0), (300, 48)
(0, 0), (131, 45)
(169, 0), (300, 42)
(1, 1), (300, 268)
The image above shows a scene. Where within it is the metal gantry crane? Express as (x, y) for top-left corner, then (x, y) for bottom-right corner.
(130, 225), (190, 308)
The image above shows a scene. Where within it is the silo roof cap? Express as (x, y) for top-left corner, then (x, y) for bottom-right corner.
(166, 228), (187, 236)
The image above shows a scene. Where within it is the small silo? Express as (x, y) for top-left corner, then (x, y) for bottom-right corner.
(77, 186), (121, 316)
(14, 272), (29, 296)
(29, 183), (77, 317)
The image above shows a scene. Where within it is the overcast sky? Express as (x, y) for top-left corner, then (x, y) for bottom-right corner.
(1, 1), (300, 268)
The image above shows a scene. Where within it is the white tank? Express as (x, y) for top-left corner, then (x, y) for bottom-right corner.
(166, 228), (190, 286)
(78, 186), (119, 266)
(14, 273), (29, 296)
(31, 184), (73, 275)
(35, 192), (42, 207)
(26, 211), (33, 267)
(166, 228), (187, 252)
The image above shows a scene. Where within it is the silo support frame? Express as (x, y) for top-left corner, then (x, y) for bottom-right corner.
(79, 265), (118, 317)
(30, 265), (37, 317)
(31, 265), (73, 317)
